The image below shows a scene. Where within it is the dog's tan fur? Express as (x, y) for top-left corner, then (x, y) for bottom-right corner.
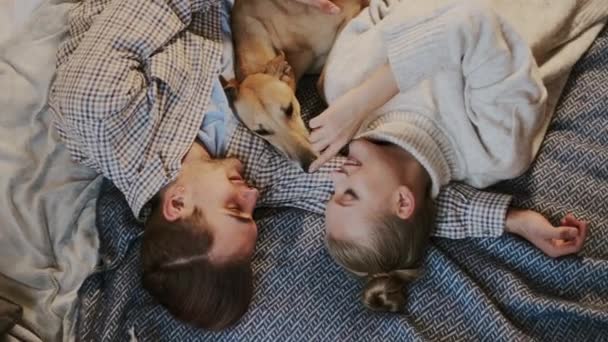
(226, 0), (365, 170)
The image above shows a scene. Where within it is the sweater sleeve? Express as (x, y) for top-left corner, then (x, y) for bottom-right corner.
(380, 1), (540, 93)
(380, 0), (474, 91)
(381, 0), (547, 186)
(433, 182), (511, 239)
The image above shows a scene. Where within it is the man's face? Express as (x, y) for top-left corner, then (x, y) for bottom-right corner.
(178, 154), (259, 263)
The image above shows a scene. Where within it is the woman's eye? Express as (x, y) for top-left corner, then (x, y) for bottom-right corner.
(343, 189), (358, 201)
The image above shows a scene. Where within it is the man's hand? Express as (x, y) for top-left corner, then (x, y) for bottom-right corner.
(505, 209), (588, 258)
(292, 0), (341, 14)
(308, 64), (399, 172)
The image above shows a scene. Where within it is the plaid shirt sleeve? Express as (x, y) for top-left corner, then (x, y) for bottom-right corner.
(48, 0), (222, 218)
(434, 182), (512, 239)
(225, 123), (345, 215)
(226, 121), (512, 235)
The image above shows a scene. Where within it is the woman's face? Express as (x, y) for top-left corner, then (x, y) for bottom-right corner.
(324, 139), (408, 243)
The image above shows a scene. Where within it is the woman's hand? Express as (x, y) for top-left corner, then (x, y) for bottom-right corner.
(505, 209), (588, 258)
(308, 86), (369, 172)
(308, 63), (399, 172)
(292, 0), (341, 14)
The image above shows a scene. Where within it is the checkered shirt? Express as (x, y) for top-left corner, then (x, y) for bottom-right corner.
(434, 183), (511, 238)
(49, 0), (223, 218)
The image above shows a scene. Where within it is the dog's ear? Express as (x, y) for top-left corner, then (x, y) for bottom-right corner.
(221, 76), (239, 102)
(264, 51), (295, 89)
(219, 75), (230, 88)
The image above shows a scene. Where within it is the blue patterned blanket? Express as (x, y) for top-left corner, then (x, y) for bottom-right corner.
(78, 28), (608, 341)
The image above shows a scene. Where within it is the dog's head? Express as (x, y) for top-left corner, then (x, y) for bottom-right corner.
(225, 54), (317, 171)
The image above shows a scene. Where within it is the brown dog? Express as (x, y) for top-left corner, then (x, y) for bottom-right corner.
(225, 0), (365, 170)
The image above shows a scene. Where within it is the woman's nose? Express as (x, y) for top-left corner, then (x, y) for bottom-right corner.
(329, 170), (346, 184)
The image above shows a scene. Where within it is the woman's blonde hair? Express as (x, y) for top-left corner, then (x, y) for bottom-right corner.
(326, 193), (435, 312)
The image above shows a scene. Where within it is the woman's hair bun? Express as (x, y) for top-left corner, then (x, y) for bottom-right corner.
(361, 268), (421, 312)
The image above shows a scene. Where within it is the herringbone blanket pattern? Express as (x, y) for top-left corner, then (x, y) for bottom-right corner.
(77, 29), (608, 341)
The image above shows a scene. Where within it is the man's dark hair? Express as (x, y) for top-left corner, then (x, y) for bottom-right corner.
(141, 203), (253, 330)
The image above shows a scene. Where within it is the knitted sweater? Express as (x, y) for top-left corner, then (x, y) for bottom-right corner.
(323, 0), (608, 196)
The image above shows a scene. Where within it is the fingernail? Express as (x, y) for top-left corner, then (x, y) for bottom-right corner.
(329, 5), (340, 14)
(566, 229), (577, 240)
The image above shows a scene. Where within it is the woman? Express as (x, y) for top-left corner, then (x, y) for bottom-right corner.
(309, 0), (593, 312)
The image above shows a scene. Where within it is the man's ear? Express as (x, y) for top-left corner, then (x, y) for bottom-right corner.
(221, 75), (239, 102)
(393, 186), (416, 220)
(162, 185), (187, 222)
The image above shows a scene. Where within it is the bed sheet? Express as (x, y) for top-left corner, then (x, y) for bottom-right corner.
(0, 1), (103, 341)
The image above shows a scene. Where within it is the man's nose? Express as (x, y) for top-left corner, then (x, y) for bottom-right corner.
(240, 187), (259, 213)
(227, 158), (244, 174)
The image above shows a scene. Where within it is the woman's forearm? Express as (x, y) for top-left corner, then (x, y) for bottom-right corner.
(354, 63), (399, 116)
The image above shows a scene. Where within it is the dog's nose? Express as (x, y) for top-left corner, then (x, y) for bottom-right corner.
(299, 151), (317, 173)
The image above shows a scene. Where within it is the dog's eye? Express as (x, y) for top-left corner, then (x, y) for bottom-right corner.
(254, 126), (274, 136)
(284, 103), (294, 118)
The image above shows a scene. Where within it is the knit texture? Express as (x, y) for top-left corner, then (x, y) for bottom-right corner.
(324, 0), (608, 193)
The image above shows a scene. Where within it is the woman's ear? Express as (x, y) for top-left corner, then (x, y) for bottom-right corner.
(393, 186), (415, 220)
(162, 185), (187, 222)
